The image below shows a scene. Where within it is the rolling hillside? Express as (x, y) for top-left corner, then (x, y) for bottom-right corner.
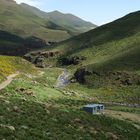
(0, 5), (140, 139)
(46, 11), (96, 35)
(20, 3), (97, 35)
(0, 30), (49, 56)
(54, 11), (140, 70)
(27, 11), (140, 86)
(0, 0), (96, 43)
(0, 0), (70, 42)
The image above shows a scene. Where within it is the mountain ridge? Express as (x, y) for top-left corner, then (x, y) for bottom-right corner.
(20, 3), (97, 35)
(0, 0), (96, 43)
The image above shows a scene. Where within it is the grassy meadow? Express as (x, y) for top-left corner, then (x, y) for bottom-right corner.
(0, 68), (140, 139)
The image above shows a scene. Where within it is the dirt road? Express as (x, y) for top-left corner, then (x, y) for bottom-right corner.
(105, 109), (140, 128)
(0, 73), (19, 90)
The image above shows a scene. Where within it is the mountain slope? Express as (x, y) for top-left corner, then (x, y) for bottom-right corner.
(0, 30), (50, 56)
(53, 11), (140, 69)
(20, 3), (97, 35)
(28, 11), (140, 86)
(0, 0), (70, 42)
(46, 11), (96, 35)
(54, 11), (140, 54)
(0, 0), (96, 42)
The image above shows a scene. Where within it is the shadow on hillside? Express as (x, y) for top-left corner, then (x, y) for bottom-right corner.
(65, 11), (140, 55)
(89, 46), (140, 72)
(0, 30), (47, 56)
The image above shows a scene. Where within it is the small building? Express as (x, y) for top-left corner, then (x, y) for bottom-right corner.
(82, 104), (104, 114)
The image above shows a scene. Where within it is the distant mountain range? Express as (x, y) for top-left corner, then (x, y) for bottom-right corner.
(21, 3), (96, 36)
(0, 0), (97, 42)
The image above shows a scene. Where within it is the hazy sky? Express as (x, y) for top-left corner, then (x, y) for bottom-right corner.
(15, 0), (140, 25)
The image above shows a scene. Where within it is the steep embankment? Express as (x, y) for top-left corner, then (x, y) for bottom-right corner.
(0, 0), (97, 55)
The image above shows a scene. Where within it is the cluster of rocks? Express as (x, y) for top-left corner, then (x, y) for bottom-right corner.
(106, 71), (140, 86)
(15, 88), (35, 97)
(34, 51), (61, 58)
(24, 50), (61, 68)
(61, 90), (80, 97)
(57, 55), (86, 66)
(73, 67), (95, 84)
(73, 67), (140, 86)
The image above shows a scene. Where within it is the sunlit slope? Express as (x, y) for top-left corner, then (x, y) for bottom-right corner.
(0, 55), (36, 81)
(20, 3), (97, 35)
(53, 11), (140, 72)
(0, 0), (70, 42)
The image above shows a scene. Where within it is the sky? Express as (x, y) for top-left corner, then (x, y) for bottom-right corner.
(15, 0), (140, 25)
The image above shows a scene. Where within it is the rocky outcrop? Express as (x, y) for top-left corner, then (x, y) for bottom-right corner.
(106, 71), (140, 86)
(73, 68), (140, 86)
(24, 50), (62, 68)
(73, 67), (92, 83)
(34, 57), (46, 68)
(28, 51), (61, 58)
(57, 55), (86, 66)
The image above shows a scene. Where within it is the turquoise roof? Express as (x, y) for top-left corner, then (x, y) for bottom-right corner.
(83, 104), (104, 108)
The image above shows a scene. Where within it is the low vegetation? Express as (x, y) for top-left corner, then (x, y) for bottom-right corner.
(0, 55), (36, 82)
(0, 6), (140, 139)
(0, 68), (140, 139)
(43, 11), (140, 89)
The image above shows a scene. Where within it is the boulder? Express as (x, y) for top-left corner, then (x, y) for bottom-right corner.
(74, 67), (92, 83)
(57, 55), (86, 66)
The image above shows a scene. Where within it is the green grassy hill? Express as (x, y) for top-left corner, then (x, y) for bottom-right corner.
(0, 67), (140, 139)
(46, 11), (96, 35)
(1, 10), (140, 138)
(0, 55), (36, 82)
(0, 0), (70, 42)
(0, 0), (96, 43)
(0, 30), (49, 56)
(23, 10), (140, 106)
(20, 3), (97, 35)
(32, 11), (140, 88)
(51, 11), (140, 71)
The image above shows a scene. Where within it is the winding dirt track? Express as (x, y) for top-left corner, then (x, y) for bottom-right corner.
(0, 73), (19, 90)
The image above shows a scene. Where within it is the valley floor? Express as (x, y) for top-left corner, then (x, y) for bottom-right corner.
(0, 67), (140, 140)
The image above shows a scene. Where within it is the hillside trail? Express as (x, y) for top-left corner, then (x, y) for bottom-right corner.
(105, 110), (140, 129)
(55, 69), (69, 88)
(0, 72), (19, 91)
(0, 69), (46, 91)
